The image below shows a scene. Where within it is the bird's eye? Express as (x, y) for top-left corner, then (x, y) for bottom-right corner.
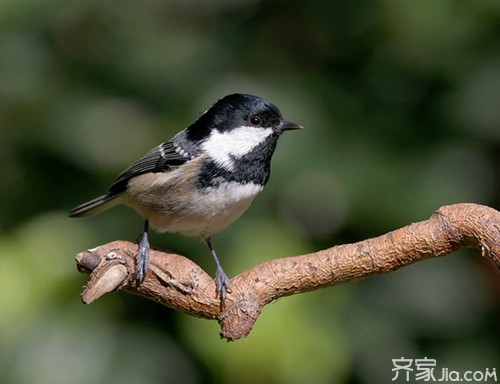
(249, 116), (262, 127)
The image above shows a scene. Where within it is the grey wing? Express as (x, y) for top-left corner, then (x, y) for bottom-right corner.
(68, 141), (190, 218)
(108, 141), (189, 194)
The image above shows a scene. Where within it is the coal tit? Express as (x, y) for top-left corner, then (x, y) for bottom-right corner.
(69, 93), (302, 300)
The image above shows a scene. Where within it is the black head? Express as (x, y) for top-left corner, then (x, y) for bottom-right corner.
(184, 93), (302, 142)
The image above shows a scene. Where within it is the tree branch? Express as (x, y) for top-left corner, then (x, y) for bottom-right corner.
(75, 203), (500, 341)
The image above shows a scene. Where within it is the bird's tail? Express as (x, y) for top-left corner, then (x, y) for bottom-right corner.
(68, 193), (122, 218)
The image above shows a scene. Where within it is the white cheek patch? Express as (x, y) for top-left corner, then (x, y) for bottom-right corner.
(202, 126), (274, 170)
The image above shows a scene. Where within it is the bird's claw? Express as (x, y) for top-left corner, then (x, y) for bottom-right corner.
(136, 232), (150, 284)
(215, 267), (231, 301)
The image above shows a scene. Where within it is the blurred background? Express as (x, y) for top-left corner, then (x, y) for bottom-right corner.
(1, 0), (499, 383)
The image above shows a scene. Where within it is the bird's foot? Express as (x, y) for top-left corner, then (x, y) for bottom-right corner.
(215, 265), (231, 302)
(136, 231), (150, 284)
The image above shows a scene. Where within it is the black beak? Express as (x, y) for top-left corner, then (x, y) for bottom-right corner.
(279, 120), (303, 131)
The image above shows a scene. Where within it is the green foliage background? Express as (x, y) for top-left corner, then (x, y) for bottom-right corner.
(1, 1), (499, 383)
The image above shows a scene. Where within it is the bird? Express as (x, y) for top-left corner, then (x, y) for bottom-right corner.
(69, 93), (302, 300)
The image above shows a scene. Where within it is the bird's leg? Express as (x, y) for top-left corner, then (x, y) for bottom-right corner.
(206, 237), (230, 301)
(136, 220), (150, 284)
